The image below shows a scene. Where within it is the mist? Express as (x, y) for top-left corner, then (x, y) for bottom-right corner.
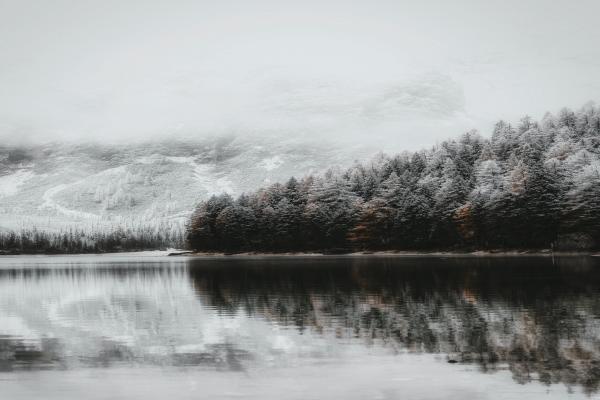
(1, 0), (599, 150)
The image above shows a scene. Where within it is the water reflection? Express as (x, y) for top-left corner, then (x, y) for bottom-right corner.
(1, 256), (600, 394)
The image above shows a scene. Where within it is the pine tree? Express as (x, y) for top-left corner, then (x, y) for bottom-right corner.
(181, 104), (600, 253)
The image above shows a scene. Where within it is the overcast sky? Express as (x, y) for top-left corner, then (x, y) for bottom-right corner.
(1, 0), (599, 149)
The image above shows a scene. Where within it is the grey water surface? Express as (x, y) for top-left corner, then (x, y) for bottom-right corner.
(1, 254), (600, 400)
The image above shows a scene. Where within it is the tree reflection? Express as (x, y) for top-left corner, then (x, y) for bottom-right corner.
(2, 256), (600, 394)
(190, 256), (600, 393)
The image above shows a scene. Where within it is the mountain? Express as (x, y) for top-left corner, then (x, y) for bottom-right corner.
(0, 135), (375, 234)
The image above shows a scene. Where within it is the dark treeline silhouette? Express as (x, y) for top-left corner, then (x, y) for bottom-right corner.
(0, 226), (184, 254)
(188, 104), (600, 252)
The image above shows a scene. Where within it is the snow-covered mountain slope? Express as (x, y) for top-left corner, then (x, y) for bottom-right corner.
(0, 136), (374, 232)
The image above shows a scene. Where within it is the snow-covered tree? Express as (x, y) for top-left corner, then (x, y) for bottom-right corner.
(184, 103), (600, 253)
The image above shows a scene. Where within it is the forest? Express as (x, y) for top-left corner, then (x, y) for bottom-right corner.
(187, 104), (600, 253)
(0, 225), (184, 255)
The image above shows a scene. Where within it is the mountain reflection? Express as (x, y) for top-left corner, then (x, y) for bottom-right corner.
(0, 265), (252, 372)
(1, 256), (600, 394)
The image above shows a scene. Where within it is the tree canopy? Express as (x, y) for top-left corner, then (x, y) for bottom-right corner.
(188, 104), (600, 253)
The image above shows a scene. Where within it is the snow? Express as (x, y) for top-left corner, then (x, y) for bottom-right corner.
(189, 162), (235, 196)
(259, 155), (284, 171)
(165, 156), (196, 164)
(0, 169), (34, 198)
(135, 156), (157, 164)
(40, 183), (101, 220)
(0, 138), (372, 232)
(136, 155), (236, 196)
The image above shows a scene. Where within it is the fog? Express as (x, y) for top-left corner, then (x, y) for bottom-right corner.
(1, 0), (599, 150)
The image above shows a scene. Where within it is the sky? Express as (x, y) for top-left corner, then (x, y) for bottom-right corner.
(1, 0), (599, 150)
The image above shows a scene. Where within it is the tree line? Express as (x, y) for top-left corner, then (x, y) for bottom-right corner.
(187, 103), (600, 252)
(0, 225), (184, 254)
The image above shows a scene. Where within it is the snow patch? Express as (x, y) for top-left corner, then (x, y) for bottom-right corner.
(0, 169), (34, 198)
(37, 167), (130, 220)
(259, 156), (284, 171)
(135, 156), (157, 164)
(138, 155), (234, 195)
(40, 183), (101, 220)
(165, 156), (196, 164)
(193, 163), (235, 196)
(136, 155), (197, 165)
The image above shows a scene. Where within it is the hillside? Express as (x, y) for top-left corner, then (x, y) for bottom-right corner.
(0, 135), (373, 238)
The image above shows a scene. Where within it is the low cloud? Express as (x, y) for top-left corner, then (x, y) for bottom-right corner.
(0, 70), (470, 150)
(1, 0), (598, 149)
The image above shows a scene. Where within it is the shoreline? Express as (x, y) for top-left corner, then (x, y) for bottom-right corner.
(186, 250), (598, 258)
(0, 249), (598, 257)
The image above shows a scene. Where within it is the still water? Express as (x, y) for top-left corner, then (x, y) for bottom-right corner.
(1, 254), (600, 399)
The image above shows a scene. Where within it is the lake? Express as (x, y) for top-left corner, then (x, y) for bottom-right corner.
(1, 254), (600, 399)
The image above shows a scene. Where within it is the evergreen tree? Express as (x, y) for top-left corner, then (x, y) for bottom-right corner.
(183, 105), (600, 253)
